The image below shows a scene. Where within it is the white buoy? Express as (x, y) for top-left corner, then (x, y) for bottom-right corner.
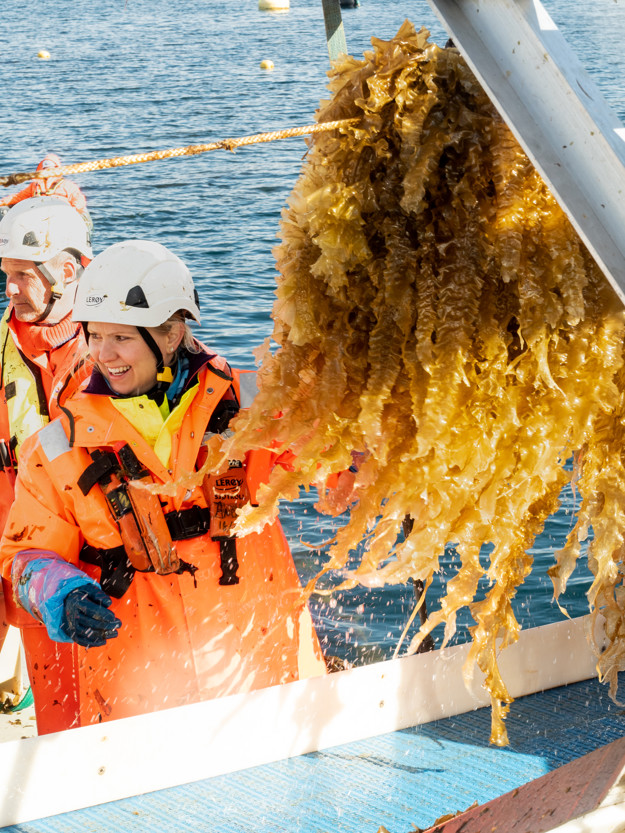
(260, 59), (275, 71)
(37, 50), (50, 60)
(258, 0), (289, 10)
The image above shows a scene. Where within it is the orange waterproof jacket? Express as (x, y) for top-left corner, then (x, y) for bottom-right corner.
(0, 178), (87, 212)
(0, 307), (90, 537)
(0, 359), (326, 730)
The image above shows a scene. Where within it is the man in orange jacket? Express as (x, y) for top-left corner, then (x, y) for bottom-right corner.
(0, 153), (87, 214)
(0, 196), (93, 716)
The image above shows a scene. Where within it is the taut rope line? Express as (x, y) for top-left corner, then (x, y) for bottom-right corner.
(0, 119), (359, 188)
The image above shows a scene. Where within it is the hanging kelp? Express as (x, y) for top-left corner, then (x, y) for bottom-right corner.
(223, 19), (625, 745)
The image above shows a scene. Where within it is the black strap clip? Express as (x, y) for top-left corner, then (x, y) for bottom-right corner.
(164, 506), (211, 540)
(78, 449), (119, 496)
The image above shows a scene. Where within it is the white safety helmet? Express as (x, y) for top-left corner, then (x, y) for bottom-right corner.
(73, 239), (201, 327)
(0, 196), (92, 262)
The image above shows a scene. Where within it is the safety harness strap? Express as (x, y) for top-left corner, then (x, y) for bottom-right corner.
(81, 544), (199, 599)
(77, 450), (117, 496)
(217, 537), (240, 586)
(79, 505), (209, 597)
(80, 544), (135, 599)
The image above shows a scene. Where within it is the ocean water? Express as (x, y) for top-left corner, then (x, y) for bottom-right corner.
(1, 0), (624, 663)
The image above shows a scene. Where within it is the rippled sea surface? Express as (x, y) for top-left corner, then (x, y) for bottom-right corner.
(1, 0), (624, 661)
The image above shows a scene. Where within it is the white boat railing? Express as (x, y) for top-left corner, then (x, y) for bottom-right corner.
(0, 615), (605, 828)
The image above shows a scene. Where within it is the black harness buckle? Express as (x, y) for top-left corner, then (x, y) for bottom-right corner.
(164, 506), (211, 540)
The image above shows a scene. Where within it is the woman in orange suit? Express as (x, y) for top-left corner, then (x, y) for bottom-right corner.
(0, 239), (326, 733)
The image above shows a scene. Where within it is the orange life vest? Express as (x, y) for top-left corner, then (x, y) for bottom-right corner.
(0, 178), (87, 212)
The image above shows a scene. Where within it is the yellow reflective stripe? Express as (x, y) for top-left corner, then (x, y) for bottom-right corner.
(0, 312), (48, 461)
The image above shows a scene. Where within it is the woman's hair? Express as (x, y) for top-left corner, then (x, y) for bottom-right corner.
(153, 311), (201, 354)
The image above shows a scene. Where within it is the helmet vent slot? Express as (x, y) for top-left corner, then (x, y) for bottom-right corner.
(22, 232), (41, 247)
(125, 285), (149, 308)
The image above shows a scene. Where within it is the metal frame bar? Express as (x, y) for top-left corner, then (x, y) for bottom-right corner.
(426, 0), (625, 306)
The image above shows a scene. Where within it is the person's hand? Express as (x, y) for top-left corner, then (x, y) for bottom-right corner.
(315, 467), (358, 516)
(315, 451), (369, 517)
(61, 583), (122, 648)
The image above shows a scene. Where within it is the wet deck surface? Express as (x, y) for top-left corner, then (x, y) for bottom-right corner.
(3, 675), (625, 833)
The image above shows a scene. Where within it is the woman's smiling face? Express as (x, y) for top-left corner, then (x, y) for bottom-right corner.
(87, 322), (173, 396)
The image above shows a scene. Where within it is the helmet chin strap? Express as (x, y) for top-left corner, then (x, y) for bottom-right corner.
(33, 261), (83, 325)
(137, 327), (174, 389)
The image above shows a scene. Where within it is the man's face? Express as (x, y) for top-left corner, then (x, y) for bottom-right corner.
(1, 258), (51, 322)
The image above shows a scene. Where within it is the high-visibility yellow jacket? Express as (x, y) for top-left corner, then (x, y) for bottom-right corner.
(0, 357), (326, 732)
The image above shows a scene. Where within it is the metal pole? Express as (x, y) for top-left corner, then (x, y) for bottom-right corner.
(321, 0), (347, 62)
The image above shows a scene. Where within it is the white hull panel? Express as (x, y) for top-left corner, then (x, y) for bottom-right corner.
(0, 615), (605, 827)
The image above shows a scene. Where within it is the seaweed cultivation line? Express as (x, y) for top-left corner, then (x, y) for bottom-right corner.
(221, 21), (625, 746)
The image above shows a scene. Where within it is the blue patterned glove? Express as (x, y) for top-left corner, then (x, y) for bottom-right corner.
(61, 583), (122, 648)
